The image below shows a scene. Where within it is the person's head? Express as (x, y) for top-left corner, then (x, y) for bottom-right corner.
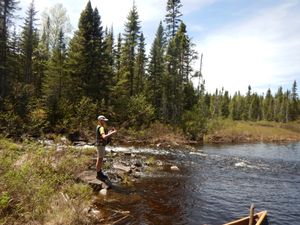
(97, 115), (108, 125)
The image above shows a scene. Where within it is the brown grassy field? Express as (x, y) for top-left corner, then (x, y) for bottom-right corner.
(205, 119), (300, 143)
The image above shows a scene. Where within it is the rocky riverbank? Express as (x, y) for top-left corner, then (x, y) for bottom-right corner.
(0, 137), (183, 224)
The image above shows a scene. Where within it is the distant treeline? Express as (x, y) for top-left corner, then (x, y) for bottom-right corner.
(0, 0), (299, 139)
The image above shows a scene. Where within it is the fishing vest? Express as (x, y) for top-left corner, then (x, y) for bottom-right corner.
(96, 125), (111, 146)
(96, 125), (105, 146)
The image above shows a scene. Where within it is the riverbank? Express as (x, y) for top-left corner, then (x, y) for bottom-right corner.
(112, 120), (300, 148)
(0, 138), (96, 224)
(0, 138), (165, 224)
(204, 119), (300, 143)
(1, 121), (300, 224)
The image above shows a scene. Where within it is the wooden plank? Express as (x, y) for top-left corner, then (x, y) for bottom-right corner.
(224, 211), (268, 225)
(249, 204), (255, 225)
(256, 211), (268, 225)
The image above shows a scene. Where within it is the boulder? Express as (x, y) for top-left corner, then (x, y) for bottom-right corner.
(77, 170), (111, 190)
(113, 163), (132, 173)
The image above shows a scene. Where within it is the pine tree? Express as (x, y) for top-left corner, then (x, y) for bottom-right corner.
(6, 26), (21, 91)
(164, 33), (180, 122)
(43, 29), (67, 125)
(147, 21), (166, 118)
(120, 2), (141, 97)
(249, 93), (260, 121)
(164, 0), (183, 39)
(263, 88), (274, 121)
(210, 89), (219, 118)
(134, 32), (147, 94)
(281, 90), (290, 122)
(230, 91), (243, 120)
(115, 33), (122, 81)
(67, 1), (105, 102)
(20, 0), (39, 84)
(103, 26), (115, 104)
(221, 90), (230, 118)
(0, 0), (19, 102)
(164, 22), (196, 123)
(243, 85), (252, 120)
(274, 86), (283, 122)
(290, 80), (298, 120)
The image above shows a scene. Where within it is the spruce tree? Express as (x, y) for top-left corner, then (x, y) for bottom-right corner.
(274, 86), (283, 122)
(134, 32), (147, 94)
(115, 33), (122, 81)
(67, 1), (105, 102)
(147, 21), (166, 118)
(43, 29), (67, 125)
(221, 90), (230, 118)
(249, 93), (260, 121)
(164, 0), (183, 39)
(243, 85), (252, 120)
(290, 80), (298, 120)
(0, 0), (19, 102)
(263, 88), (274, 121)
(164, 22), (196, 123)
(20, 0), (39, 84)
(103, 26), (115, 104)
(120, 2), (141, 97)
(230, 91), (243, 120)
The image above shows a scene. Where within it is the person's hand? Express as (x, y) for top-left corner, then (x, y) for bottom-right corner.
(109, 128), (117, 134)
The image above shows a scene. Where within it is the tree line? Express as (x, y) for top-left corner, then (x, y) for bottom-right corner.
(0, 0), (299, 140)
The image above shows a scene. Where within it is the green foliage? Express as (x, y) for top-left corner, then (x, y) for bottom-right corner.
(0, 0), (299, 140)
(0, 138), (93, 223)
(64, 183), (93, 201)
(182, 102), (207, 141)
(118, 2), (141, 97)
(74, 96), (98, 131)
(28, 102), (48, 135)
(147, 22), (166, 118)
(0, 192), (10, 213)
(127, 94), (155, 128)
(165, 0), (183, 38)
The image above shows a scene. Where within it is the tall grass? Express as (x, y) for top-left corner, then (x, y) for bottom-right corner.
(0, 138), (95, 224)
(205, 119), (300, 143)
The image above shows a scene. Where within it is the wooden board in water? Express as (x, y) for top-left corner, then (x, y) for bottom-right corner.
(224, 211), (268, 225)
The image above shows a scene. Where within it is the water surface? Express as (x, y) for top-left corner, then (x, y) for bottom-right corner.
(97, 142), (300, 225)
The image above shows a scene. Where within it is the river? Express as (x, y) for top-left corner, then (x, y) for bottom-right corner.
(95, 142), (300, 225)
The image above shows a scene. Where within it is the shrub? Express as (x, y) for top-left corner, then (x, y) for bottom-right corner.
(0, 138), (94, 224)
(182, 105), (207, 141)
(127, 94), (155, 129)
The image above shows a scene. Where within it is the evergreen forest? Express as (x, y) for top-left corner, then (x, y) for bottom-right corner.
(0, 0), (299, 140)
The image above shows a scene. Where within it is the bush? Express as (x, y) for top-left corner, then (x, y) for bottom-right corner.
(0, 138), (93, 224)
(182, 105), (207, 141)
(127, 94), (155, 129)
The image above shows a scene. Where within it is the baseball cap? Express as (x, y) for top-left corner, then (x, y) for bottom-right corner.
(97, 115), (108, 121)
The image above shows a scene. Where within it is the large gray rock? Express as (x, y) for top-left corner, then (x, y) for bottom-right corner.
(113, 163), (132, 173)
(77, 170), (112, 190)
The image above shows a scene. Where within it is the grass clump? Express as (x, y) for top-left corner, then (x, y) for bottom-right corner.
(0, 138), (95, 224)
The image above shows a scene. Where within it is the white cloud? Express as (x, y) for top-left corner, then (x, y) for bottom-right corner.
(195, 1), (300, 94)
(92, 0), (165, 32)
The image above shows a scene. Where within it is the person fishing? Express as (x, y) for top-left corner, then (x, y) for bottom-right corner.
(95, 115), (117, 181)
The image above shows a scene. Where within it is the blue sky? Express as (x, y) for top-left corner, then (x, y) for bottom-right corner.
(19, 0), (300, 95)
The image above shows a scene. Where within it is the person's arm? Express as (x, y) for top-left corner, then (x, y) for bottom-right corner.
(101, 127), (117, 140)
